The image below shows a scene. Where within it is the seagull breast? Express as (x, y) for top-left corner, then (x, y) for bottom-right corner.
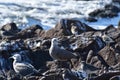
(13, 61), (37, 76)
(11, 54), (37, 76)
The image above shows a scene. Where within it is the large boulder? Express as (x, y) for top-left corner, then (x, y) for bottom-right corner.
(0, 23), (20, 39)
(0, 23), (20, 33)
(112, 0), (120, 3)
(16, 25), (44, 39)
(43, 19), (96, 38)
(89, 4), (119, 18)
(98, 46), (117, 66)
(104, 4), (120, 13)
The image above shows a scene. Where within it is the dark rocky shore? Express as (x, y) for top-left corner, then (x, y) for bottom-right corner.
(0, 18), (120, 80)
(0, 1), (120, 80)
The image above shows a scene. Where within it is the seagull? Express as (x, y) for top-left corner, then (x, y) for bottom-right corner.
(49, 38), (79, 68)
(80, 61), (101, 74)
(71, 23), (78, 35)
(10, 54), (37, 76)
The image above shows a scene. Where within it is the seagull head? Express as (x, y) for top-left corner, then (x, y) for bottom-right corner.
(51, 38), (59, 45)
(10, 54), (22, 61)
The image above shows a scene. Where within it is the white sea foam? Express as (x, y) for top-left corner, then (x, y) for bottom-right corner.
(0, 0), (119, 30)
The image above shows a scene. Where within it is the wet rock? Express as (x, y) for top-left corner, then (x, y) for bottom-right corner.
(112, 62), (120, 71)
(62, 69), (82, 80)
(99, 25), (120, 43)
(105, 4), (120, 13)
(98, 46), (117, 66)
(98, 11), (118, 18)
(24, 38), (43, 50)
(89, 9), (104, 17)
(30, 49), (51, 69)
(40, 68), (64, 80)
(0, 23), (20, 33)
(0, 70), (6, 80)
(43, 19), (96, 38)
(110, 76), (120, 80)
(70, 32), (104, 60)
(42, 28), (64, 39)
(90, 71), (120, 80)
(0, 23), (20, 39)
(104, 25), (119, 39)
(7, 70), (21, 80)
(88, 56), (99, 65)
(112, 0), (120, 3)
(0, 76), (5, 80)
(46, 61), (70, 69)
(86, 51), (106, 74)
(104, 25), (116, 32)
(0, 18), (120, 80)
(89, 4), (119, 18)
(16, 25), (43, 39)
(40, 68), (85, 80)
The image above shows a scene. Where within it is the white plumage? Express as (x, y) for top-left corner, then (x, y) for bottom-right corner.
(71, 23), (78, 35)
(49, 38), (78, 61)
(11, 54), (37, 76)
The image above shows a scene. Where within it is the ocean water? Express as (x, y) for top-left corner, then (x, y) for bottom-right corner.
(0, 0), (119, 30)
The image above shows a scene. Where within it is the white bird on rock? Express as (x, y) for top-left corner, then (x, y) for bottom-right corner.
(49, 38), (79, 68)
(49, 38), (78, 61)
(71, 23), (79, 35)
(10, 54), (37, 76)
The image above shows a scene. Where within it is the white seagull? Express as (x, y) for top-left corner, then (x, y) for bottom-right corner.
(49, 38), (78, 61)
(10, 54), (37, 76)
(71, 23), (79, 35)
(49, 38), (79, 68)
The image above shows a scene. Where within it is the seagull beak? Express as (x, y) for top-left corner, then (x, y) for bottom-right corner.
(9, 56), (13, 59)
(56, 39), (60, 42)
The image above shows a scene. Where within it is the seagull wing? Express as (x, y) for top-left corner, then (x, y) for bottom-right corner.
(15, 62), (37, 75)
(53, 46), (77, 60)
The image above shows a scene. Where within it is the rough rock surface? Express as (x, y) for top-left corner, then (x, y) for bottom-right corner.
(0, 23), (20, 39)
(3, 1), (119, 79)
(0, 14), (120, 80)
(42, 19), (96, 38)
(89, 3), (120, 18)
(88, 1), (120, 22)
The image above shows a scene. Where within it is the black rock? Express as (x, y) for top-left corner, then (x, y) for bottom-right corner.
(84, 17), (97, 22)
(88, 9), (104, 17)
(105, 4), (120, 13)
(1, 23), (20, 33)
